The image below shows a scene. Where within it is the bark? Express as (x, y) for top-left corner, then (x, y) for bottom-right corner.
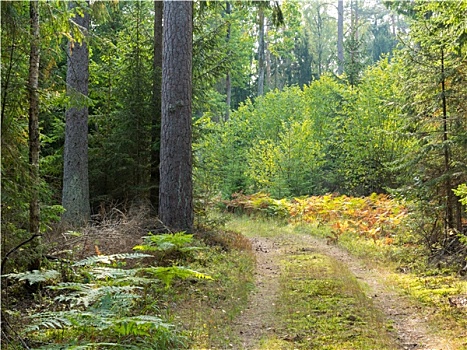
(440, 48), (455, 232)
(257, 7), (265, 96)
(28, 0), (40, 235)
(225, 1), (231, 121)
(265, 21), (271, 91)
(337, 0), (344, 75)
(150, 0), (163, 212)
(62, 2), (91, 225)
(159, 1), (193, 232)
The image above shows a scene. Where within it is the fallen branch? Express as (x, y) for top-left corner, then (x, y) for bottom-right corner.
(1, 234), (41, 275)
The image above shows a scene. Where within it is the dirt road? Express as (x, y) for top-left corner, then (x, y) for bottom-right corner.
(232, 233), (454, 350)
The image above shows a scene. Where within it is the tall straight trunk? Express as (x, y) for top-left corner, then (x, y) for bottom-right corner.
(62, 2), (90, 225)
(159, 0), (193, 232)
(317, 7), (323, 77)
(440, 48), (455, 232)
(337, 0), (344, 75)
(265, 21), (271, 90)
(257, 7), (265, 96)
(150, 0), (163, 212)
(225, 1), (231, 121)
(28, 0), (40, 235)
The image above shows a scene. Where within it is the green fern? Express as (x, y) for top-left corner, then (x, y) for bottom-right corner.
(51, 283), (142, 308)
(26, 311), (74, 331)
(113, 315), (172, 336)
(73, 252), (152, 266)
(133, 232), (205, 253)
(140, 266), (212, 288)
(2, 269), (60, 284)
(10, 251), (193, 348)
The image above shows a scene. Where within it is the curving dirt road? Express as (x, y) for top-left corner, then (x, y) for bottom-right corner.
(232, 233), (454, 350)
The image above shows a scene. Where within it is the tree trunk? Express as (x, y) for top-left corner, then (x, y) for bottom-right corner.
(150, 0), (163, 213)
(62, 1), (90, 226)
(257, 7), (265, 96)
(440, 48), (455, 232)
(337, 0), (344, 75)
(28, 0), (40, 236)
(159, 0), (193, 232)
(225, 1), (231, 121)
(265, 21), (272, 91)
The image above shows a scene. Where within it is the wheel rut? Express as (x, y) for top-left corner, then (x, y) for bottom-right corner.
(232, 233), (453, 350)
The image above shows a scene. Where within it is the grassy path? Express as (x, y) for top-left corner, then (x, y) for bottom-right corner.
(226, 218), (456, 350)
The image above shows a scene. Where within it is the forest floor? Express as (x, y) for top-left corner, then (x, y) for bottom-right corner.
(227, 224), (461, 350)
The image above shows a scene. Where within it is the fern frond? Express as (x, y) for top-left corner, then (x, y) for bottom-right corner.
(113, 315), (172, 337)
(73, 253), (152, 267)
(90, 267), (138, 280)
(26, 310), (79, 332)
(51, 283), (142, 308)
(140, 266), (212, 288)
(3, 269), (60, 284)
(134, 232), (194, 252)
(89, 267), (155, 285)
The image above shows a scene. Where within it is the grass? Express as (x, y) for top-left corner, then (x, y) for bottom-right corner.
(1, 221), (256, 350)
(167, 228), (256, 349)
(270, 252), (397, 350)
(297, 222), (467, 348)
(226, 215), (467, 349)
(225, 215), (398, 350)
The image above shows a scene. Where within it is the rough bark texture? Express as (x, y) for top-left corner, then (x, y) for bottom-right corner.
(159, 1), (193, 232)
(150, 0), (163, 213)
(225, 1), (231, 121)
(257, 7), (265, 96)
(28, 0), (40, 235)
(337, 0), (344, 75)
(62, 2), (91, 225)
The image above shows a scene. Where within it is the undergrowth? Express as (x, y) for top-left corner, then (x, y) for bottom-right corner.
(1, 225), (256, 350)
(168, 227), (255, 349)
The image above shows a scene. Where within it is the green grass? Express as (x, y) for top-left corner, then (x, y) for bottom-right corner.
(167, 230), (256, 349)
(226, 215), (467, 349)
(263, 249), (397, 349)
(226, 215), (398, 350)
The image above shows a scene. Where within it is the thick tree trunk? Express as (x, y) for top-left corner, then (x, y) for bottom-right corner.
(159, 1), (193, 232)
(257, 7), (265, 96)
(28, 0), (40, 235)
(337, 0), (344, 75)
(62, 2), (91, 225)
(150, 0), (163, 213)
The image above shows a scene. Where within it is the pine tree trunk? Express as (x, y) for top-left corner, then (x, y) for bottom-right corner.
(225, 1), (231, 121)
(257, 7), (265, 96)
(159, 0), (193, 232)
(150, 0), (163, 213)
(62, 1), (90, 225)
(337, 0), (344, 75)
(440, 48), (455, 232)
(28, 0), (40, 236)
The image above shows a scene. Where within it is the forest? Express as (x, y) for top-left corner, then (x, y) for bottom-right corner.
(1, 0), (467, 349)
